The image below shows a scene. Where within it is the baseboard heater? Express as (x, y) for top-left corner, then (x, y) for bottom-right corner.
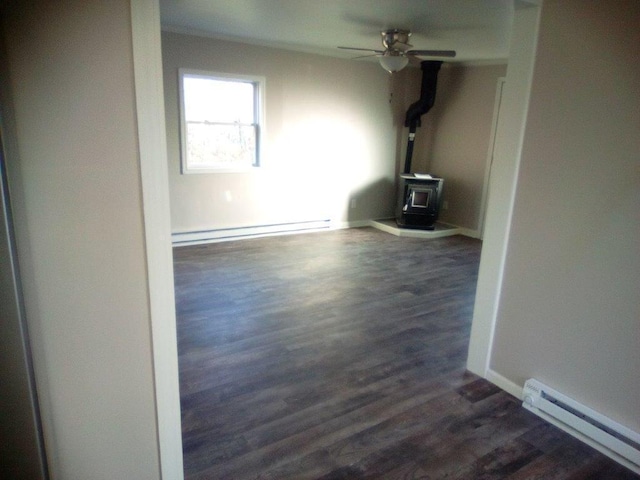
(522, 379), (640, 474)
(172, 219), (332, 246)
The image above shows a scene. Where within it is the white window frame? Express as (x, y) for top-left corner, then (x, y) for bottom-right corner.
(178, 68), (265, 174)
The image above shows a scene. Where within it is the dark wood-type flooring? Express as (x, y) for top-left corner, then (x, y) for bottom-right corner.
(173, 228), (638, 479)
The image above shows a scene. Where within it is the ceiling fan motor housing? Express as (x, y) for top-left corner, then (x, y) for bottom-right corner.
(381, 29), (412, 51)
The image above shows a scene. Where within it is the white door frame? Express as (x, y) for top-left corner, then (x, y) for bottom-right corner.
(466, 5), (541, 381)
(131, 2), (542, 476)
(130, 1), (184, 478)
(478, 77), (506, 240)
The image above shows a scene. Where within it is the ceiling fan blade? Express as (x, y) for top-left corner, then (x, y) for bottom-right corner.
(407, 49), (457, 58)
(351, 53), (382, 60)
(338, 46), (384, 54)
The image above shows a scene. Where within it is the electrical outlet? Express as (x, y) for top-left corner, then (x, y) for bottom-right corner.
(442, 200), (449, 210)
(350, 198), (357, 209)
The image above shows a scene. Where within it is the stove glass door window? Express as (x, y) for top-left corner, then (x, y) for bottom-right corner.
(411, 189), (431, 208)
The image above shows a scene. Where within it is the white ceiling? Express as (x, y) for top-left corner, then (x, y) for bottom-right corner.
(159, 0), (515, 64)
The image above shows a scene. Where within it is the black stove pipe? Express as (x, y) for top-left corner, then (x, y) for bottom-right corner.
(403, 60), (443, 174)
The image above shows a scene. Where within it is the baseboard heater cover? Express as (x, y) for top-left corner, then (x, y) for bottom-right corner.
(522, 379), (640, 474)
(172, 220), (332, 246)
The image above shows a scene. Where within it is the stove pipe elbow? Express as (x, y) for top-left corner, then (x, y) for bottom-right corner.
(404, 61), (443, 129)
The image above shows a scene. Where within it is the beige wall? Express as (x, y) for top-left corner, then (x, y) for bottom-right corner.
(490, 0), (640, 431)
(2, 1), (161, 478)
(163, 32), (421, 232)
(426, 64), (507, 231)
(161, 33), (501, 234)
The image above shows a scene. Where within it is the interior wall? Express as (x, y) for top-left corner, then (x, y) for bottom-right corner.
(490, 0), (640, 431)
(427, 64), (507, 231)
(2, 1), (161, 478)
(163, 32), (420, 232)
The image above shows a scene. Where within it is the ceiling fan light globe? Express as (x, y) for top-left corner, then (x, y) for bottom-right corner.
(378, 54), (409, 73)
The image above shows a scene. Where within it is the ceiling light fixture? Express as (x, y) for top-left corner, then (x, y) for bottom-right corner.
(378, 51), (409, 73)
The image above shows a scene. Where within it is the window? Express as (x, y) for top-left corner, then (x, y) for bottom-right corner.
(179, 69), (264, 173)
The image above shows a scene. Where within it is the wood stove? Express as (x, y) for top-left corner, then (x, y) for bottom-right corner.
(396, 174), (444, 230)
(395, 61), (444, 231)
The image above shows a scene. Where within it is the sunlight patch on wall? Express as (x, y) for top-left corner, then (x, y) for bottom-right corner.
(269, 111), (374, 220)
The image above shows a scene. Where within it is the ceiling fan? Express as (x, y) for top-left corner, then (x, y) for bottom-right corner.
(338, 29), (456, 73)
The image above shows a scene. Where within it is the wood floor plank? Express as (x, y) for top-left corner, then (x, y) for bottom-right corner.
(173, 228), (639, 479)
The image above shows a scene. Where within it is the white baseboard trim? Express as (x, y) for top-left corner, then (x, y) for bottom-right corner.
(457, 227), (482, 239)
(172, 219), (331, 246)
(485, 369), (523, 400)
(332, 219), (371, 230)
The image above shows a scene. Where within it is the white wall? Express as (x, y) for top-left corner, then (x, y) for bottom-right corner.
(490, 0), (640, 431)
(162, 32), (420, 233)
(2, 1), (162, 478)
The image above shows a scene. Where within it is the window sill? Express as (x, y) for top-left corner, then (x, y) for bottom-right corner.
(181, 166), (260, 175)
